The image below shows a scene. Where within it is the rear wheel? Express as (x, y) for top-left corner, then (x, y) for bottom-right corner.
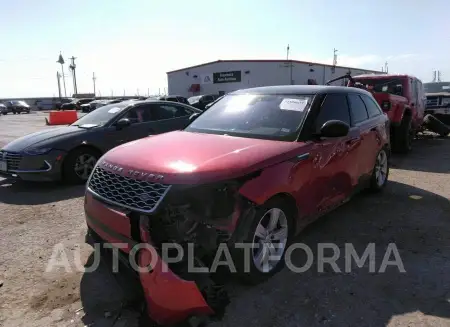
(63, 147), (100, 184)
(368, 147), (389, 192)
(392, 115), (413, 153)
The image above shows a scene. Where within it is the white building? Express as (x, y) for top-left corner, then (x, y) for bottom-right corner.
(167, 59), (383, 98)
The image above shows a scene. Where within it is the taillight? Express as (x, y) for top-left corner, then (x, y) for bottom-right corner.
(382, 101), (391, 111)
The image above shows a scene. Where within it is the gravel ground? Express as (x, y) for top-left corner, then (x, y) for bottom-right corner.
(0, 113), (449, 327)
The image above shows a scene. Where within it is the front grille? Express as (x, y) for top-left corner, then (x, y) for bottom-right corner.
(0, 151), (23, 171)
(426, 96), (439, 107)
(88, 167), (170, 213)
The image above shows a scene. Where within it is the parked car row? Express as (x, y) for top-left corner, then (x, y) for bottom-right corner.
(145, 93), (223, 111)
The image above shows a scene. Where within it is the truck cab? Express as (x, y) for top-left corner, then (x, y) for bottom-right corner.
(349, 74), (426, 153)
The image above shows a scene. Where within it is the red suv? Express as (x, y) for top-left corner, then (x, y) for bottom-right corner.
(84, 85), (390, 325)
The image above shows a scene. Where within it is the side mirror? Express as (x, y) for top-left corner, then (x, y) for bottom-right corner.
(115, 118), (131, 129)
(189, 113), (200, 121)
(319, 120), (349, 138)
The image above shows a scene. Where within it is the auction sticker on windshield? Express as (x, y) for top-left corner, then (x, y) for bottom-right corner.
(279, 98), (308, 111)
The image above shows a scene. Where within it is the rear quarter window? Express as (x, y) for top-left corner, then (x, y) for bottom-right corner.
(361, 94), (383, 118)
(348, 94), (369, 124)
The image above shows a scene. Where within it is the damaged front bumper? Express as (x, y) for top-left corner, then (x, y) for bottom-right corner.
(84, 191), (230, 326)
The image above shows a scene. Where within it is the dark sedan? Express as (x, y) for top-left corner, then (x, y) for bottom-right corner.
(188, 94), (220, 110)
(0, 100), (201, 183)
(5, 100), (31, 114)
(61, 98), (94, 111)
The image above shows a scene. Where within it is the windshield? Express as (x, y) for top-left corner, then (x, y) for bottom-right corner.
(424, 82), (450, 93)
(188, 96), (201, 104)
(353, 78), (404, 96)
(72, 102), (131, 127)
(185, 94), (312, 141)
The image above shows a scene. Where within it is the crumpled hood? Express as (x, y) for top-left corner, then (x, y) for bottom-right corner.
(101, 131), (305, 184)
(1, 126), (84, 152)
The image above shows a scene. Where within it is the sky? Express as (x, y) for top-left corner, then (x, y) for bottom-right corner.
(1, 0), (449, 98)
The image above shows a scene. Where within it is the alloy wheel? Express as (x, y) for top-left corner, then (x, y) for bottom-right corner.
(375, 150), (388, 187)
(252, 208), (289, 273)
(74, 153), (97, 181)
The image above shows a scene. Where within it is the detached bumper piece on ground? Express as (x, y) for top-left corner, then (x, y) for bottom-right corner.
(422, 114), (450, 137)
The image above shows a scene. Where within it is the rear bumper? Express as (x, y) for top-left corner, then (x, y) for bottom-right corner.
(84, 193), (214, 325)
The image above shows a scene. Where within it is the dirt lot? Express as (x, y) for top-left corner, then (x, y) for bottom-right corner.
(0, 113), (449, 327)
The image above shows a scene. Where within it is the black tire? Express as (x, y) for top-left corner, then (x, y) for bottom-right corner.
(2, 112), (6, 115)
(368, 147), (390, 192)
(231, 197), (294, 285)
(423, 114), (450, 137)
(12, 111), (16, 114)
(62, 147), (100, 184)
(392, 115), (413, 153)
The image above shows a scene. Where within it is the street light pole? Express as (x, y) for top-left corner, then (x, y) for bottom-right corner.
(56, 71), (62, 99)
(92, 72), (97, 97)
(57, 52), (67, 97)
(69, 56), (78, 96)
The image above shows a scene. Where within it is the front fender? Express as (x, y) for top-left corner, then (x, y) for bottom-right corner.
(238, 161), (296, 206)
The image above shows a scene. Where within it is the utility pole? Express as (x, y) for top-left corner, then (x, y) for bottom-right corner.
(437, 70), (442, 82)
(286, 44), (290, 60)
(57, 52), (67, 97)
(56, 72), (62, 99)
(332, 48), (338, 74)
(384, 61), (389, 73)
(69, 56), (78, 96)
(92, 72), (97, 97)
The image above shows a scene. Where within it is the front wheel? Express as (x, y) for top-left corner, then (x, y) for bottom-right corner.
(232, 198), (293, 285)
(63, 147), (100, 184)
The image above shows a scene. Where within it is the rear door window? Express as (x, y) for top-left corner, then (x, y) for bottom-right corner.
(123, 104), (152, 123)
(153, 104), (192, 119)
